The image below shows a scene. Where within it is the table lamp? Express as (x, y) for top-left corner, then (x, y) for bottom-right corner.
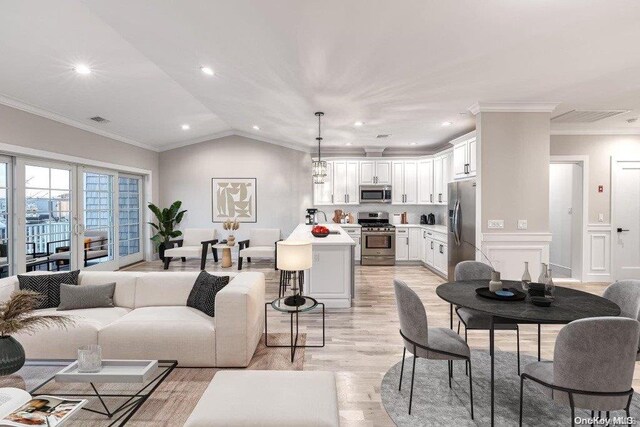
(276, 241), (312, 306)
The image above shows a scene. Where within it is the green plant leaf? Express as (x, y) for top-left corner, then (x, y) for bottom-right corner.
(175, 210), (186, 224)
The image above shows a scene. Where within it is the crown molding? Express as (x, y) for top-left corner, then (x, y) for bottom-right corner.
(550, 128), (640, 136)
(0, 94), (159, 152)
(468, 102), (560, 115)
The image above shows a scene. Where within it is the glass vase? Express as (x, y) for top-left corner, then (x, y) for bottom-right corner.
(545, 269), (555, 297)
(521, 262), (531, 291)
(538, 263), (548, 283)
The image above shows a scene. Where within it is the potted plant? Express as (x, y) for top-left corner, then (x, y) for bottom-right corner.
(223, 218), (240, 246)
(148, 201), (187, 261)
(0, 291), (74, 375)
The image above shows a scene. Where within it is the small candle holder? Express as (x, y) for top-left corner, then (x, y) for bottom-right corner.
(77, 344), (102, 373)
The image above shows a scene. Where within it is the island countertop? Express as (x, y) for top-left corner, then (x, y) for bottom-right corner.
(287, 223), (356, 246)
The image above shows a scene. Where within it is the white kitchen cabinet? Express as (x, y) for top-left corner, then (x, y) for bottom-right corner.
(434, 241), (448, 275)
(433, 151), (452, 205)
(418, 158), (434, 204)
(342, 226), (361, 261)
(392, 160), (418, 205)
(453, 137), (477, 180)
(333, 160), (359, 205)
(360, 160), (391, 185)
(313, 161), (334, 205)
(395, 228), (409, 260)
(425, 237), (435, 266)
(408, 228), (421, 260)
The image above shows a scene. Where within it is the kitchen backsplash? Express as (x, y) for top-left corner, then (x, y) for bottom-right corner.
(315, 204), (447, 225)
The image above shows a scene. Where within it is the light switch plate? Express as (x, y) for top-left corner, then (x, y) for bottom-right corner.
(517, 220), (528, 230)
(488, 220), (504, 229)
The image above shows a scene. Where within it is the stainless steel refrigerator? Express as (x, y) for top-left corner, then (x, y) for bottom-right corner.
(448, 179), (477, 281)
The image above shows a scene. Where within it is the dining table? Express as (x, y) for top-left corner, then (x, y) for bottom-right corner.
(436, 279), (621, 427)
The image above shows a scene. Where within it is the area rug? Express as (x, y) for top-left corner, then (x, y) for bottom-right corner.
(0, 333), (304, 426)
(381, 350), (639, 426)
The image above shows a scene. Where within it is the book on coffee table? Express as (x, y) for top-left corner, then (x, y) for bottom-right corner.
(0, 387), (85, 427)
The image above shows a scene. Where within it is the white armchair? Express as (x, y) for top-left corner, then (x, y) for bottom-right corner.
(238, 228), (281, 270)
(163, 229), (218, 270)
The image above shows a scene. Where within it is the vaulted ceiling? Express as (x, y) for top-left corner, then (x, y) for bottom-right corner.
(1, 0), (639, 152)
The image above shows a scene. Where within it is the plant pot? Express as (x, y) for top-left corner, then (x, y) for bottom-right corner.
(0, 336), (25, 376)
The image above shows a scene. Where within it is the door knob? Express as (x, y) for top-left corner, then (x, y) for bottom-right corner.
(617, 228), (630, 232)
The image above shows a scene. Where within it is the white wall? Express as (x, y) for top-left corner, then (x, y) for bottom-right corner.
(159, 135), (312, 240)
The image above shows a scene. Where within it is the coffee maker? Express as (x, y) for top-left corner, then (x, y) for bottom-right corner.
(305, 208), (318, 225)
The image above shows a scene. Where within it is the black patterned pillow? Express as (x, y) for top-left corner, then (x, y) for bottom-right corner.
(18, 270), (80, 309)
(187, 272), (230, 317)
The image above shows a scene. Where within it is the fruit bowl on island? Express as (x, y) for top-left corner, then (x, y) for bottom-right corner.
(311, 225), (330, 237)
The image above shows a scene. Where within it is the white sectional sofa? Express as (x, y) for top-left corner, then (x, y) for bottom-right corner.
(0, 271), (265, 367)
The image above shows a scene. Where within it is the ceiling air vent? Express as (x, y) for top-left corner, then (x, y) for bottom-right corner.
(376, 134), (391, 139)
(89, 116), (110, 123)
(551, 110), (629, 123)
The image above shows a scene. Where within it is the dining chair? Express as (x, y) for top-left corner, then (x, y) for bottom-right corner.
(393, 279), (474, 418)
(453, 261), (521, 374)
(602, 279), (640, 360)
(520, 317), (639, 427)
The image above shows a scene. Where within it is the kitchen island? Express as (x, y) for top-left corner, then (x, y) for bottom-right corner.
(286, 223), (356, 308)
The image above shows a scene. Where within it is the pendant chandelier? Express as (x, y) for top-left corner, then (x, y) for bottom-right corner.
(312, 111), (327, 184)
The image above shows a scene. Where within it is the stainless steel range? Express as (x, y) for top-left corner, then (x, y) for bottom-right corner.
(359, 212), (396, 266)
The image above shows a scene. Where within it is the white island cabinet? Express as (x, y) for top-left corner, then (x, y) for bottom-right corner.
(286, 224), (356, 308)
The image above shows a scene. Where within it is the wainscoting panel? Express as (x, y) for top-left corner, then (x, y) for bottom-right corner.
(585, 224), (611, 283)
(481, 233), (552, 281)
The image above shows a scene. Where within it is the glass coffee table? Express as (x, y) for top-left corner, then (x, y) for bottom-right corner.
(265, 296), (325, 362)
(23, 359), (177, 426)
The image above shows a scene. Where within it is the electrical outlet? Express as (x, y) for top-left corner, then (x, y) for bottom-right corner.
(517, 220), (528, 230)
(488, 220), (504, 229)
(598, 213), (604, 223)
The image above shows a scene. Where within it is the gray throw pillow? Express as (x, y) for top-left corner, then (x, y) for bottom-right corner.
(58, 282), (116, 311)
(18, 270), (80, 309)
(187, 272), (230, 317)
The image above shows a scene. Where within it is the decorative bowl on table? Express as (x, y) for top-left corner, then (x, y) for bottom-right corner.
(530, 296), (554, 307)
(311, 225), (330, 238)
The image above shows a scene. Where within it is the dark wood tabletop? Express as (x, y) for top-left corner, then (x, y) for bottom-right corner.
(436, 280), (620, 324)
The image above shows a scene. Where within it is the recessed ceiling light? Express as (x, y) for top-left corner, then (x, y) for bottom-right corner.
(252, 125), (260, 130)
(442, 121), (453, 127)
(73, 64), (91, 75)
(409, 142), (417, 146)
(345, 142), (352, 146)
(200, 66), (214, 76)
(181, 124), (190, 130)
(354, 121), (364, 127)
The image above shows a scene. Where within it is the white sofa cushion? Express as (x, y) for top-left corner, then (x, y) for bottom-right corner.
(184, 371), (339, 427)
(98, 306), (216, 367)
(183, 229), (216, 246)
(239, 246), (275, 259)
(164, 246), (206, 258)
(134, 272), (236, 308)
(14, 307), (131, 360)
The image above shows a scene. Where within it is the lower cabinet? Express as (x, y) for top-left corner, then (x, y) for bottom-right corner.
(408, 228), (421, 261)
(433, 241), (448, 275)
(342, 227), (361, 261)
(396, 228), (409, 261)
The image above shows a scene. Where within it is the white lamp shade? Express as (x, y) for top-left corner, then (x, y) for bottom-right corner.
(277, 241), (312, 271)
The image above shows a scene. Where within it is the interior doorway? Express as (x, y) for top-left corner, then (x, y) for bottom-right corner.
(549, 161), (584, 280)
(612, 158), (640, 280)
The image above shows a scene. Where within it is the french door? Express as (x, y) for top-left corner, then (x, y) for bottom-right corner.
(13, 159), (144, 273)
(0, 157), (12, 278)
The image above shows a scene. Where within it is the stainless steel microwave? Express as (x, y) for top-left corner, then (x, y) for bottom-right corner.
(359, 185), (392, 204)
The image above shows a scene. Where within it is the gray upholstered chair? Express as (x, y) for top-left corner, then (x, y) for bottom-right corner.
(602, 279), (640, 360)
(520, 317), (639, 427)
(454, 261), (521, 373)
(393, 279), (474, 418)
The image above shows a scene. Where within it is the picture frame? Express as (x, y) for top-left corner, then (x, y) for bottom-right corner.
(211, 178), (257, 223)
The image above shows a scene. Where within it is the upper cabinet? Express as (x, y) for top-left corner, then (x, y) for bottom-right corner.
(433, 151), (452, 205)
(417, 158), (434, 204)
(313, 161), (334, 205)
(452, 135), (477, 180)
(392, 160), (418, 204)
(333, 160), (359, 205)
(360, 160), (391, 185)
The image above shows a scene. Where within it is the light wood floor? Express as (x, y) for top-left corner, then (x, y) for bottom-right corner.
(125, 259), (627, 426)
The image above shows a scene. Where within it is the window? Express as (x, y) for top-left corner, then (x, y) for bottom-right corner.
(118, 176), (141, 257)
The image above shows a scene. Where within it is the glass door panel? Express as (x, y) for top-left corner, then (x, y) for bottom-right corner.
(81, 170), (117, 270)
(0, 160), (11, 278)
(24, 164), (73, 272)
(118, 175), (143, 266)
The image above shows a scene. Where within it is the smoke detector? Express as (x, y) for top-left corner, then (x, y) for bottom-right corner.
(89, 116), (110, 123)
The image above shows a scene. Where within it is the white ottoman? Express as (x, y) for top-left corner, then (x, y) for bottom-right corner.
(185, 370), (340, 427)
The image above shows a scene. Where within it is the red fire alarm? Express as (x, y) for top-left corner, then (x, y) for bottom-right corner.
(598, 185), (604, 193)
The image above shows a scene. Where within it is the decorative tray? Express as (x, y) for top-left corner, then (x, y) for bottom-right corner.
(475, 287), (526, 301)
